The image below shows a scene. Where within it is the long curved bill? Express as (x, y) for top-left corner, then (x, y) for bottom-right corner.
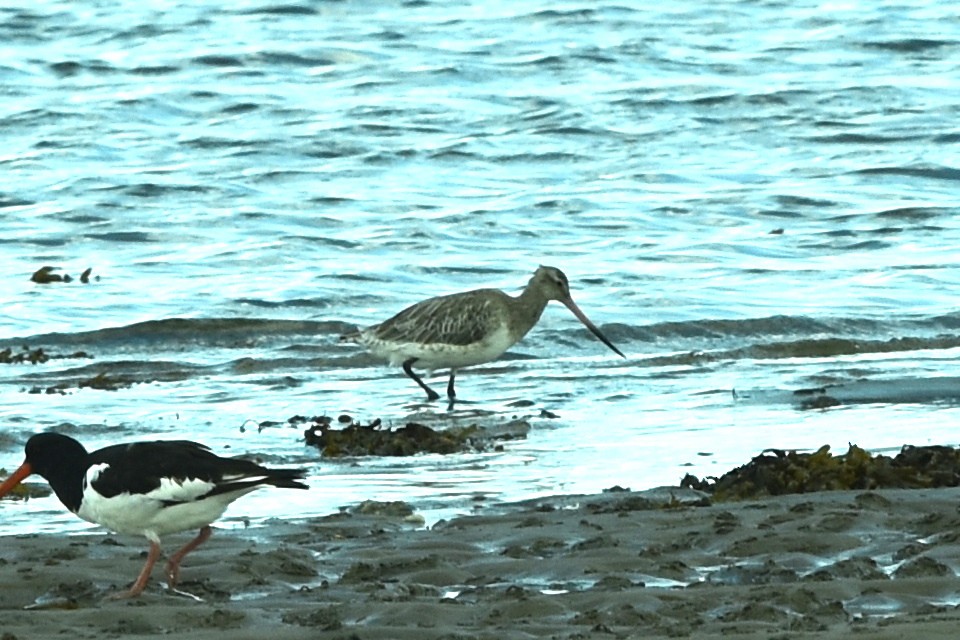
(562, 298), (626, 358)
(0, 462), (33, 498)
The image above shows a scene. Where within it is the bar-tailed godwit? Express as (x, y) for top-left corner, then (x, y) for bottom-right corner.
(342, 266), (625, 401)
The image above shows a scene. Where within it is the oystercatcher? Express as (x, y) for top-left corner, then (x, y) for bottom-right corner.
(0, 432), (309, 598)
(340, 266), (625, 402)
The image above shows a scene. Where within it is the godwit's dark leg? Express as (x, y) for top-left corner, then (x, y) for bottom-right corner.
(165, 525), (213, 589)
(446, 369), (457, 400)
(402, 358), (440, 401)
(106, 540), (162, 599)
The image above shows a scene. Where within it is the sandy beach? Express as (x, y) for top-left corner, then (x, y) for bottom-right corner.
(3, 485), (960, 639)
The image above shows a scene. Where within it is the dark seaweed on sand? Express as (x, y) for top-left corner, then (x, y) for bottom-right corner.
(682, 444), (960, 501)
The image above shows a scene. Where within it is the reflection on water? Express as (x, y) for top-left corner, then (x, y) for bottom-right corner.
(2, 0), (959, 535)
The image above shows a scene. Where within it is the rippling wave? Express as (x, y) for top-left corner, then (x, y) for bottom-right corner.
(1, 0), (958, 534)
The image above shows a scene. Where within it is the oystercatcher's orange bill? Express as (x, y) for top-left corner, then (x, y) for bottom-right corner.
(0, 462), (33, 498)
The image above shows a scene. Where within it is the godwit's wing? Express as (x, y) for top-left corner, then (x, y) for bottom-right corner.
(370, 289), (507, 347)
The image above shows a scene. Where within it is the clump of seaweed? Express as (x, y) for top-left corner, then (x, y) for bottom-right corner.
(299, 414), (528, 457)
(681, 444), (960, 501)
(77, 372), (132, 391)
(1, 346), (91, 365)
(30, 266), (96, 284)
(27, 371), (133, 395)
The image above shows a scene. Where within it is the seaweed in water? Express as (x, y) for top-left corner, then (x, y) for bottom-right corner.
(300, 415), (528, 457)
(29, 266), (96, 284)
(1, 346), (91, 365)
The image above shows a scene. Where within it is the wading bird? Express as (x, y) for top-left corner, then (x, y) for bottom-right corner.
(0, 432), (308, 599)
(342, 266), (625, 401)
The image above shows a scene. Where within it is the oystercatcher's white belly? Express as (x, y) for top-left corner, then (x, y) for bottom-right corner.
(77, 465), (255, 539)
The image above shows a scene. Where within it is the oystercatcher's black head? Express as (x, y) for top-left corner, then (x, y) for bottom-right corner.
(0, 433), (89, 511)
(23, 433), (89, 479)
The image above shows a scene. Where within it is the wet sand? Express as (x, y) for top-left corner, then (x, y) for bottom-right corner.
(3, 486), (960, 639)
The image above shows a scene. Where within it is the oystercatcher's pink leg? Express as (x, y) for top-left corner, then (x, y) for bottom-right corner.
(107, 541), (162, 599)
(165, 525), (213, 588)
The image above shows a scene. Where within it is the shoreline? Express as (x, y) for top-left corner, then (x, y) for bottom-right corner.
(4, 486), (960, 638)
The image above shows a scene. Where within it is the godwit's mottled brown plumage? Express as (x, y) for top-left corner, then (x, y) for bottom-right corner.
(343, 266), (625, 401)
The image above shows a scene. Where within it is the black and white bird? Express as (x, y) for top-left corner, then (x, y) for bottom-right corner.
(0, 432), (308, 599)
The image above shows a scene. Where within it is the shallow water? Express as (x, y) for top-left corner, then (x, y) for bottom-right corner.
(1, 0), (959, 536)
